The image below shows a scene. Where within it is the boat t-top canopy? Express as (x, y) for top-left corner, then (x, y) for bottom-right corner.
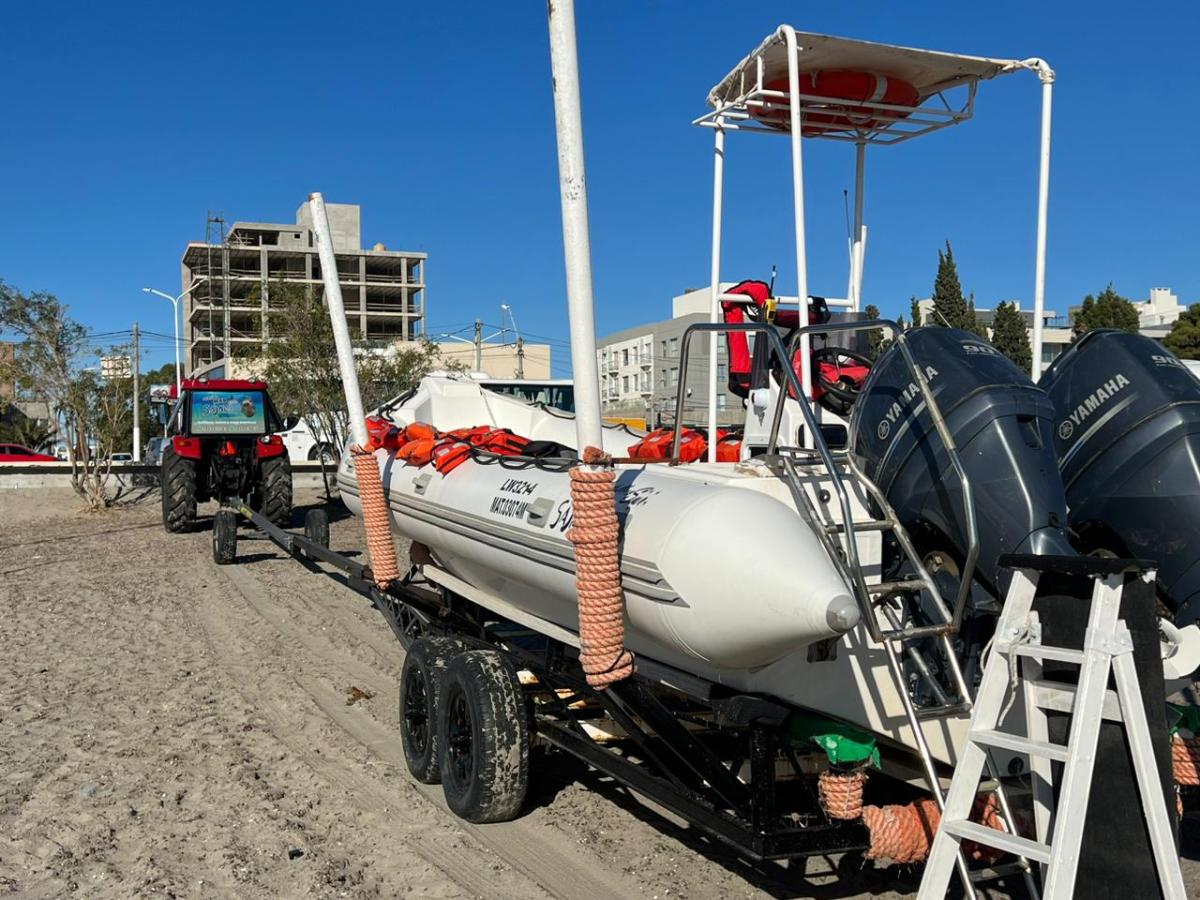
(693, 26), (1055, 456)
(702, 30), (1048, 145)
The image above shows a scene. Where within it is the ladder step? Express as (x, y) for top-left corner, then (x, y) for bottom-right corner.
(972, 728), (1070, 762)
(1027, 679), (1123, 720)
(914, 700), (972, 721)
(825, 520), (890, 534)
(942, 819), (1051, 864)
(999, 642), (1086, 665)
(869, 579), (928, 596)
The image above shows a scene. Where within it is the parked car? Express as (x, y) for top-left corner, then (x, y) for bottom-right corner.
(0, 443), (58, 462)
(144, 437), (166, 466)
(279, 416), (340, 465)
(109, 452), (134, 463)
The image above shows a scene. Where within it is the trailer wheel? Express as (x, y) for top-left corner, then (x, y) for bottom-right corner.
(161, 444), (197, 533)
(304, 508), (330, 549)
(212, 509), (238, 564)
(258, 456), (292, 526)
(437, 650), (530, 823)
(399, 637), (462, 784)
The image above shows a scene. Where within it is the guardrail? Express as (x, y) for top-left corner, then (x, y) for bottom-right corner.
(0, 461), (336, 490)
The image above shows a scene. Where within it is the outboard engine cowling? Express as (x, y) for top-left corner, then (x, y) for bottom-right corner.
(1041, 330), (1200, 623)
(850, 327), (1074, 597)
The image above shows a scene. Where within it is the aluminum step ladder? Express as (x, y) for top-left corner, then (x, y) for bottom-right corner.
(918, 558), (1186, 900)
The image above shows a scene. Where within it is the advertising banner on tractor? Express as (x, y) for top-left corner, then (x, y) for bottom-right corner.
(189, 390), (267, 435)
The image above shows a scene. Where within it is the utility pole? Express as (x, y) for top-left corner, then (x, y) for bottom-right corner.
(516, 337), (525, 379)
(132, 322), (141, 462)
(473, 318), (483, 373)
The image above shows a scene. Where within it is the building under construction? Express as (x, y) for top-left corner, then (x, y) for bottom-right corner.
(181, 202), (426, 373)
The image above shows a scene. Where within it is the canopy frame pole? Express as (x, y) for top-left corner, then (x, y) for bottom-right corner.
(780, 26), (813, 445)
(547, 0), (603, 454)
(851, 141), (867, 312)
(1027, 59), (1055, 380)
(706, 120), (726, 461)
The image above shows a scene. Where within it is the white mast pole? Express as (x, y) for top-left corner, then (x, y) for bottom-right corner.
(547, 0), (603, 454)
(1028, 59), (1055, 381)
(308, 192), (368, 450)
(706, 122), (726, 462)
(852, 141), (867, 311)
(781, 26), (813, 444)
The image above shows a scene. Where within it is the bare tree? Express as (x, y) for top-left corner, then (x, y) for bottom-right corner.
(0, 281), (132, 509)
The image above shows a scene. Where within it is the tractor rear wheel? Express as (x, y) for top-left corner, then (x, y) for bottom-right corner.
(259, 456), (292, 526)
(161, 444), (197, 533)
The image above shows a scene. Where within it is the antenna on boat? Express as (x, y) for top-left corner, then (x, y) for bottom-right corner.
(769, 265), (778, 296)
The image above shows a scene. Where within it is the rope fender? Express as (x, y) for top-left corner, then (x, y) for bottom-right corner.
(351, 445), (401, 587)
(568, 446), (634, 689)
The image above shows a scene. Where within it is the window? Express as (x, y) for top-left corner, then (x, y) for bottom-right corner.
(659, 369), (667, 387)
(669, 337), (678, 357)
(622, 349), (629, 366)
(717, 363), (727, 381)
(642, 342), (651, 362)
(660, 340), (667, 359)
(622, 376), (630, 393)
(669, 368), (678, 388)
(717, 394), (727, 410)
(718, 341), (726, 356)
(641, 372), (649, 392)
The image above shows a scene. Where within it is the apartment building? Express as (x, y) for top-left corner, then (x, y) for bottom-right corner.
(181, 202), (426, 373)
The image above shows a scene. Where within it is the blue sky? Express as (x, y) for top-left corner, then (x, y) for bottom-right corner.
(1, 1), (1196, 375)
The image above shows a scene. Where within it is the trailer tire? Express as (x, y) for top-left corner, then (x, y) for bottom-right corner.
(304, 508), (330, 549)
(437, 650), (530, 823)
(161, 445), (197, 533)
(400, 637), (462, 784)
(212, 509), (238, 564)
(259, 456), (292, 526)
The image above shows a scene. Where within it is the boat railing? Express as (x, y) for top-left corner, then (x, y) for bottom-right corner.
(673, 319), (979, 641)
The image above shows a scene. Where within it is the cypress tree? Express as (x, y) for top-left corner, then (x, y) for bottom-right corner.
(931, 241), (971, 329)
(992, 301), (1032, 372)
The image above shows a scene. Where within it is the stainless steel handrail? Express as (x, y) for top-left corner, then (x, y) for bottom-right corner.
(784, 320), (980, 631)
(672, 323), (873, 625)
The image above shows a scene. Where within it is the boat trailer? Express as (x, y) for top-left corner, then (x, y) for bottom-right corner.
(217, 502), (878, 863)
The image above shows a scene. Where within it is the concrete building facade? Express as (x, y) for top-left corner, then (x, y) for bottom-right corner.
(181, 202), (426, 373)
(596, 286), (746, 427)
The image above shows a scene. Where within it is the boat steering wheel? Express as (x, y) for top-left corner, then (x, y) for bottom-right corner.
(812, 346), (873, 411)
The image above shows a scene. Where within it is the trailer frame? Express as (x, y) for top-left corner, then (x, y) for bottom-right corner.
(228, 504), (872, 862)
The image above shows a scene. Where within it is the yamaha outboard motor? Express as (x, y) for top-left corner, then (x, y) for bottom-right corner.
(1041, 330), (1200, 624)
(850, 327), (1075, 599)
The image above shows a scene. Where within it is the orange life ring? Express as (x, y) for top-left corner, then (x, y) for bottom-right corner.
(755, 70), (919, 136)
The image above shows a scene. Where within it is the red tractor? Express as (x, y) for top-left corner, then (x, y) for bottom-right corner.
(160, 379), (292, 533)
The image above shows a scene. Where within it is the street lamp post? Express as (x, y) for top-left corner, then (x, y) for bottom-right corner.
(142, 281), (198, 393)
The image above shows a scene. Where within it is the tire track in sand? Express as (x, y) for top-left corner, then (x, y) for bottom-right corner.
(195, 565), (550, 900)
(205, 551), (643, 900)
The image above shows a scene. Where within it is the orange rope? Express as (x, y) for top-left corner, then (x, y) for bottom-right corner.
(818, 769), (868, 821)
(568, 447), (634, 689)
(1173, 733), (1200, 788)
(863, 793), (1011, 864)
(351, 445), (400, 587)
